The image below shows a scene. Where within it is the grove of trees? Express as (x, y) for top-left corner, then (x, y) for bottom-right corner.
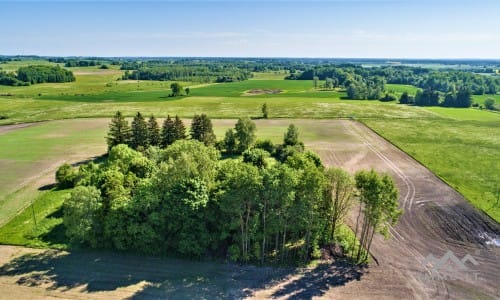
(0, 65), (75, 86)
(57, 112), (402, 265)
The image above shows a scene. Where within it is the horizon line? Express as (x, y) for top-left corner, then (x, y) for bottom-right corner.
(2, 54), (500, 61)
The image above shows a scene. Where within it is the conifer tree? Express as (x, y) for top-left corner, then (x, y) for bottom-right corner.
(147, 115), (161, 147)
(161, 115), (177, 148)
(173, 115), (187, 140)
(190, 114), (216, 146)
(131, 112), (148, 150)
(106, 111), (131, 151)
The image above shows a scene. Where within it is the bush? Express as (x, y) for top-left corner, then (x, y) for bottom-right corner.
(484, 98), (496, 110)
(242, 148), (270, 168)
(55, 163), (78, 189)
(380, 93), (397, 102)
(254, 139), (275, 154)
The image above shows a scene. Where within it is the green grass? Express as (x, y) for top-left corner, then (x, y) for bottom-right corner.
(365, 115), (500, 222)
(251, 71), (289, 80)
(385, 84), (420, 96)
(425, 107), (500, 121)
(0, 119), (107, 226)
(472, 94), (500, 106)
(0, 189), (70, 249)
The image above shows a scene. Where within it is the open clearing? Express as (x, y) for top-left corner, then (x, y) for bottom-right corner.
(0, 119), (498, 299)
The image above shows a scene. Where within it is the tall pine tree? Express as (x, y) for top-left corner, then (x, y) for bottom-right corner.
(131, 112), (148, 150)
(106, 111), (131, 151)
(174, 115), (187, 140)
(147, 115), (161, 147)
(190, 114), (216, 146)
(161, 115), (176, 148)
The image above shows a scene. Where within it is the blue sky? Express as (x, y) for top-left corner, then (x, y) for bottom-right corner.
(0, 0), (499, 58)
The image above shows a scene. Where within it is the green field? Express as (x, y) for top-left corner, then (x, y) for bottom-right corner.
(364, 116), (500, 221)
(0, 60), (499, 228)
(0, 119), (107, 227)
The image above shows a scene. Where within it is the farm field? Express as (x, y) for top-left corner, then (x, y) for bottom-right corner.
(0, 119), (498, 299)
(0, 60), (499, 299)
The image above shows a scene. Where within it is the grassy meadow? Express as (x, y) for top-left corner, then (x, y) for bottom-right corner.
(0, 59), (498, 241)
(0, 119), (107, 227)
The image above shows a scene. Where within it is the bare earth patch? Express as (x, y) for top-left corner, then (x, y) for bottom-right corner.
(243, 89), (282, 96)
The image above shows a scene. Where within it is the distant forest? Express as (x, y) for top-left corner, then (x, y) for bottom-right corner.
(1, 56), (498, 108)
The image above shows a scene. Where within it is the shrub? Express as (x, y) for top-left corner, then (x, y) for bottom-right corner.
(55, 163), (78, 189)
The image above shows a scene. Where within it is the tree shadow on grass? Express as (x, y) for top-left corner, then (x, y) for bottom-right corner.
(0, 249), (365, 299)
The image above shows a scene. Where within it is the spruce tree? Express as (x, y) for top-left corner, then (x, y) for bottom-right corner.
(147, 115), (161, 147)
(190, 114), (216, 146)
(284, 124), (299, 146)
(161, 115), (176, 148)
(106, 111), (131, 151)
(173, 115), (187, 140)
(131, 112), (148, 150)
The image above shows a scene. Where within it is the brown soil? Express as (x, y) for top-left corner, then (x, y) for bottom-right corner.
(244, 89), (282, 95)
(277, 120), (499, 299)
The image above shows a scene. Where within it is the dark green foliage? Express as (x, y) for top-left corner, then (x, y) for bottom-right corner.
(64, 60), (98, 67)
(0, 71), (28, 86)
(353, 170), (402, 262)
(223, 129), (237, 154)
(254, 139), (275, 155)
(121, 60), (251, 83)
(161, 115), (176, 148)
(262, 103), (269, 119)
(379, 93), (397, 102)
(61, 117), (402, 264)
(484, 98), (496, 110)
(287, 64), (500, 96)
(170, 82), (183, 97)
(55, 163), (78, 189)
(16, 65), (75, 84)
(190, 114), (216, 146)
(147, 115), (161, 147)
(441, 88), (472, 108)
(185, 87), (190, 96)
(131, 112), (149, 150)
(106, 111), (131, 151)
(242, 148), (270, 168)
(398, 91), (414, 104)
(415, 89), (440, 106)
(173, 115), (187, 140)
(63, 186), (102, 246)
(284, 124), (299, 146)
(234, 117), (257, 153)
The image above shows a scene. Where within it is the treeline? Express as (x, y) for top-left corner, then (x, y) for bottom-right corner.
(57, 112), (401, 264)
(122, 64), (252, 83)
(0, 65), (75, 86)
(286, 65), (500, 100)
(398, 88), (473, 108)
